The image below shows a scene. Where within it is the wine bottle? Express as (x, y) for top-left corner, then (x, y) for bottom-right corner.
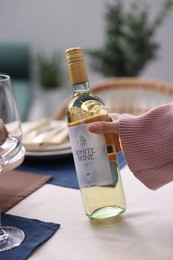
(65, 47), (126, 219)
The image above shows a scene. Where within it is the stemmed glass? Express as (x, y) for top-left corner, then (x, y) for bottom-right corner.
(0, 75), (25, 251)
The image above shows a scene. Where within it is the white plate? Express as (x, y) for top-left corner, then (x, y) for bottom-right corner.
(23, 141), (71, 152)
(25, 147), (72, 159)
(2, 146), (25, 173)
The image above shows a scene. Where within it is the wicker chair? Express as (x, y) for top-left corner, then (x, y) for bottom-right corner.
(53, 77), (173, 120)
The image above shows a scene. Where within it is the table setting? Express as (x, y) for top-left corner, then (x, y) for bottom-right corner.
(1, 110), (173, 259)
(0, 74), (127, 259)
(0, 74), (61, 259)
(2, 74), (172, 260)
(5, 112), (173, 260)
(0, 113), (126, 259)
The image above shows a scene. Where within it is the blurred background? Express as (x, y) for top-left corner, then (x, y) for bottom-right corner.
(0, 0), (173, 121)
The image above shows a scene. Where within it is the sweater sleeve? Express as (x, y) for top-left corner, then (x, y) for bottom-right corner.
(119, 103), (173, 190)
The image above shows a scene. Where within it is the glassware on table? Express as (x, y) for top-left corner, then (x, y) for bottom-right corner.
(0, 74), (25, 251)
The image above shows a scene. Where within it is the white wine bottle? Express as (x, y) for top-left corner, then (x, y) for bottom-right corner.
(65, 47), (126, 219)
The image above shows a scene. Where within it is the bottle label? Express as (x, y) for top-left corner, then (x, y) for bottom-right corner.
(68, 124), (113, 188)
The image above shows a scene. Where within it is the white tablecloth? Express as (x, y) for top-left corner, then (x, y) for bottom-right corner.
(8, 165), (173, 260)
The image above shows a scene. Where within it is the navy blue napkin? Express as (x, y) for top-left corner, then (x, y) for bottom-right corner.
(17, 152), (126, 189)
(0, 214), (60, 260)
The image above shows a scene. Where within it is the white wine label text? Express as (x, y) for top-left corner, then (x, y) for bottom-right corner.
(68, 124), (114, 188)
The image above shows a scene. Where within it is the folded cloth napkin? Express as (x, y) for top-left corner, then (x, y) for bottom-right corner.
(23, 120), (69, 150)
(18, 154), (78, 189)
(0, 170), (52, 213)
(0, 214), (60, 260)
(17, 152), (126, 189)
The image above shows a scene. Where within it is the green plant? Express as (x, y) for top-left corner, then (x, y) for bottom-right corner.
(37, 52), (64, 90)
(86, 0), (173, 77)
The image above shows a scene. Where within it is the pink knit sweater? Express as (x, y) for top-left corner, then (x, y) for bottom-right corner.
(119, 103), (173, 190)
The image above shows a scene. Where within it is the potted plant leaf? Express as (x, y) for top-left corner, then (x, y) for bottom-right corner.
(36, 52), (66, 117)
(86, 0), (173, 77)
(37, 52), (64, 90)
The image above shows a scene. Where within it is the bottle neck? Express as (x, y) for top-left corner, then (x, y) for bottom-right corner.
(72, 81), (90, 97)
(66, 47), (90, 96)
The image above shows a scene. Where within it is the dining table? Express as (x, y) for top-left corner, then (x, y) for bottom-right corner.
(2, 150), (173, 260)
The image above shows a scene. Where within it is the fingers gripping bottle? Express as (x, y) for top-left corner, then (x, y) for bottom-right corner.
(65, 47), (126, 219)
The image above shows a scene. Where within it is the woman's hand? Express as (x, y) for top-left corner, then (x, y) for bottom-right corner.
(88, 113), (121, 152)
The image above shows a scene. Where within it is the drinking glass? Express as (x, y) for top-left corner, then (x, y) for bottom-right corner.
(0, 74), (25, 251)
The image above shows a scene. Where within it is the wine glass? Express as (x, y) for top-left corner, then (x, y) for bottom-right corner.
(0, 74), (25, 251)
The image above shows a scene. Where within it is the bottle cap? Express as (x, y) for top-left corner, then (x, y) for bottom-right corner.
(66, 47), (88, 85)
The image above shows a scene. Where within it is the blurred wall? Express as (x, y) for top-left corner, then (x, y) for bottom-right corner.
(0, 0), (173, 85)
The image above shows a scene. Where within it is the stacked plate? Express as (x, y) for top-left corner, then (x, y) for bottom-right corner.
(22, 118), (72, 159)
